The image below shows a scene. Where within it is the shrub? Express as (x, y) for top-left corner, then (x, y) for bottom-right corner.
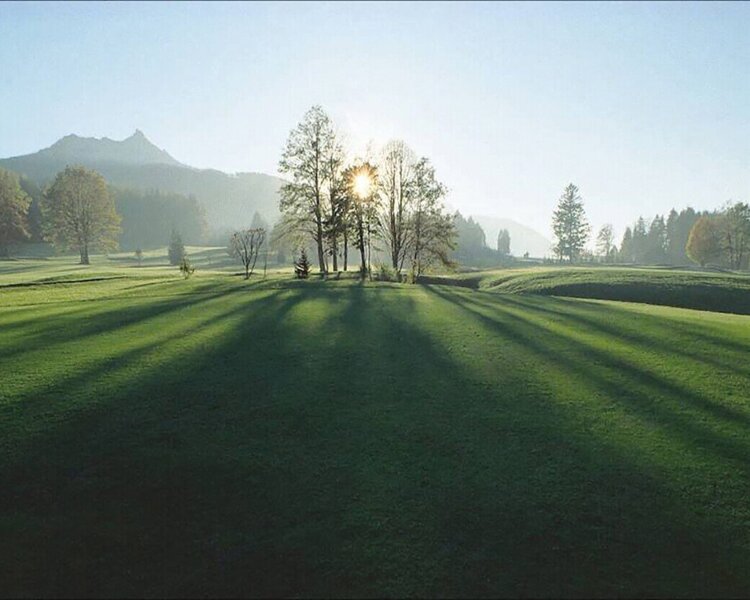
(179, 256), (195, 279)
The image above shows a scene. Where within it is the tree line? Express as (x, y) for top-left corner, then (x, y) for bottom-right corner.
(274, 105), (457, 280)
(0, 165), (208, 261)
(551, 183), (750, 270)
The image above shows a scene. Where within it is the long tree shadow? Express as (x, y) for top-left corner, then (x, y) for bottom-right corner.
(500, 293), (750, 378)
(476, 293), (750, 424)
(2, 283), (750, 597)
(428, 286), (750, 469)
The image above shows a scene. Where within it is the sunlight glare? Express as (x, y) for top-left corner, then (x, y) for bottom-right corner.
(353, 172), (372, 199)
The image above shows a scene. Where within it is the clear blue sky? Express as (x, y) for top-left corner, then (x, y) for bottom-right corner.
(1, 1), (748, 239)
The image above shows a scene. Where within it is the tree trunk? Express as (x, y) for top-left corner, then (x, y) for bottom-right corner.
(332, 239), (338, 272)
(80, 244), (90, 265)
(343, 230), (348, 271)
(316, 220), (326, 273)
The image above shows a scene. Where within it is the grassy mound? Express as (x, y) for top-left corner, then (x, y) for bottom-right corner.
(434, 266), (750, 315)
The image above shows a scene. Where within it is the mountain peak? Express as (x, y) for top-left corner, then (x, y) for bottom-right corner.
(39, 130), (182, 167)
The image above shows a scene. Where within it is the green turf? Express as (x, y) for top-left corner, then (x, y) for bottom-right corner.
(434, 266), (750, 315)
(1, 259), (750, 597)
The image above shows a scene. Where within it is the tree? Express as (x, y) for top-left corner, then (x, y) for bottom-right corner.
(551, 183), (590, 262)
(408, 158), (456, 279)
(644, 215), (667, 264)
(294, 248), (311, 279)
(344, 162), (379, 279)
(619, 227), (633, 263)
(686, 216), (723, 267)
(278, 105), (340, 274)
(719, 202), (750, 270)
(135, 248), (143, 266)
(0, 168), (31, 257)
(42, 166), (121, 264)
(168, 229), (185, 265)
(666, 207), (699, 266)
(322, 136), (348, 272)
(229, 228), (266, 279)
(595, 224), (615, 262)
(19, 176), (43, 242)
(631, 217), (648, 263)
(378, 140), (417, 274)
(497, 229), (511, 255)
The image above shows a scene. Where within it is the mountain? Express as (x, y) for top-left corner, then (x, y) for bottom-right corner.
(0, 131), (285, 231)
(472, 215), (553, 258)
(31, 130), (184, 167)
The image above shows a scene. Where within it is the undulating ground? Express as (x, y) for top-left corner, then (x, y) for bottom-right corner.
(1, 257), (749, 597)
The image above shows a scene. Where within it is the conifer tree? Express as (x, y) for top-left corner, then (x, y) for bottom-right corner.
(294, 248), (311, 279)
(551, 183), (590, 262)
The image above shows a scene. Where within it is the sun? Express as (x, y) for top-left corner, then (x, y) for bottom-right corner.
(353, 172), (372, 199)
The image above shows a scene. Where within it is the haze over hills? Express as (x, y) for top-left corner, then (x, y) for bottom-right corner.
(473, 215), (553, 258)
(0, 131), (553, 254)
(0, 131), (285, 231)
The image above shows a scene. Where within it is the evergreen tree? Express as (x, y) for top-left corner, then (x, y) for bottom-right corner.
(551, 183), (590, 262)
(619, 227), (634, 263)
(168, 229), (185, 266)
(496, 229), (511, 255)
(632, 217), (648, 263)
(644, 215), (667, 264)
(294, 248), (311, 279)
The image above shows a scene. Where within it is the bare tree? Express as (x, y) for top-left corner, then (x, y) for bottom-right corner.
(377, 140), (417, 275)
(409, 158), (456, 279)
(278, 105), (341, 274)
(230, 228), (266, 279)
(323, 140), (347, 272)
(596, 224), (615, 262)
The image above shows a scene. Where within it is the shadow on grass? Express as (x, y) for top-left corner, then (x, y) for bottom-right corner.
(428, 286), (750, 469)
(1, 284), (749, 597)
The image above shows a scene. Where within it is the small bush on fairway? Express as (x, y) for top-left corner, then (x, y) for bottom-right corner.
(179, 257), (195, 279)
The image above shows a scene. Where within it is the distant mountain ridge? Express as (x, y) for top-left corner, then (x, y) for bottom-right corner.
(0, 132), (552, 253)
(35, 130), (184, 167)
(0, 131), (285, 231)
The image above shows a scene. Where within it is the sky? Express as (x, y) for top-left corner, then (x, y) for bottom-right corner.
(1, 1), (748, 240)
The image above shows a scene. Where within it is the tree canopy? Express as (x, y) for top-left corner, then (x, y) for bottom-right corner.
(42, 166), (121, 264)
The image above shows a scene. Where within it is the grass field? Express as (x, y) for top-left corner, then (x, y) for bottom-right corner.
(434, 266), (750, 315)
(2, 257), (750, 596)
